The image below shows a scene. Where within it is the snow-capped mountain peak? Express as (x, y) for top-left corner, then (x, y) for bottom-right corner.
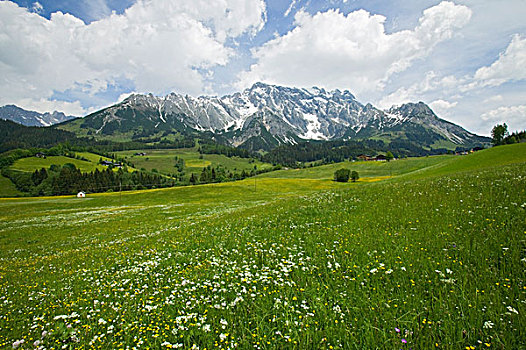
(73, 83), (488, 150)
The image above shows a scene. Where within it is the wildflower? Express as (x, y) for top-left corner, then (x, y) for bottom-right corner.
(483, 320), (494, 329)
(401, 338), (407, 344)
(12, 339), (24, 349)
(395, 327), (401, 333)
(506, 306), (519, 314)
(370, 268), (378, 274)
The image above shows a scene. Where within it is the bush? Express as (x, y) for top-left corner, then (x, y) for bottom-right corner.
(351, 170), (359, 182)
(334, 168), (351, 182)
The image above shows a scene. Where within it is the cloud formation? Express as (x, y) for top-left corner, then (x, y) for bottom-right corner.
(473, 34), (526, 87)
(237, 1), (471, 95)
(0, 0), (266, 115)
(481, 105), (526, 133)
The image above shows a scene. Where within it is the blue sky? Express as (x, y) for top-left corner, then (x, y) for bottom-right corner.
(1, 0), (525, 135)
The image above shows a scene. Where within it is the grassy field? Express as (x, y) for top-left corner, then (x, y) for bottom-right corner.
(0, 174), (22, 197)
(0, 144), (524, 349)
(116, 148), (273, 177)
(257, 155), (453, 180)
(9, 153), (118, 173)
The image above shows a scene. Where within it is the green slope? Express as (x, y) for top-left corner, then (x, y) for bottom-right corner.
(0, 174), (22, 197)
(399, 143), (526, 180)
(257, 155), (453, 180)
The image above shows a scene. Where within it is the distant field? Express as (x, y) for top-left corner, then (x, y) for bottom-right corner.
(0, 144), (524, 348)
(9, 152), (130, 174)
(0, 174), (21, 197)
(10, 155), (108, 173)
(258, 154), (453, 180)
(116, 148), (273, 176)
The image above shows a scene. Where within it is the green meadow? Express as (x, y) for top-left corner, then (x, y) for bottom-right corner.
(9, 152), (122, 174)
(0, 144), (524, 349)
(115, 148), (273, 177)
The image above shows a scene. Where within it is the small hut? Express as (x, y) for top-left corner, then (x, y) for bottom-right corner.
(77, 191), (86, 198)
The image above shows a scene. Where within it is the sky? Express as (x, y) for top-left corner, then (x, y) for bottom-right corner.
(0, 0), (525, 136)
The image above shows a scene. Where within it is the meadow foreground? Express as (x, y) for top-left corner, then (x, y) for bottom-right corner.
(0, 144), (525, 349)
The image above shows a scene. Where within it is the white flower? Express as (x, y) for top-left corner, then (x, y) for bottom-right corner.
(507, 306), (519, 314)
(220, 333), (228, 341)
(12, 339), (24, 349)
(483, 320), (494, 329)
(369, 268), (378, 274)
(98, 318), (107, 325)
(202, 324), (211, 332)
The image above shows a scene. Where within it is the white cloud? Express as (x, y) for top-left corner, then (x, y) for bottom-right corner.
(473, 34), (526, 87)
(0, 0), (266, 115)
(237, 1), (471, 95)
(480, 105), (526, 132)
(429, 99), (458, 117)
(481, 105), (526, 121)
(12, 98), (96, 116)
(483, 95), (504, 103)
(30, 1), (43, 14)
(284, 0), (298, 17)
(377, 71), (463, 109)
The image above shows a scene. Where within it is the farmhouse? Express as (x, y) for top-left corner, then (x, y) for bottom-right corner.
(77, 191), (86, 198)
(35, 152), (46, 158)
(357, 154), (372, 161)
(375, 154), (387, 161)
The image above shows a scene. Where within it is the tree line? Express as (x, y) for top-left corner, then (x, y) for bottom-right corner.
(491, 123), (526, 146)
(3, 164), (174, 196)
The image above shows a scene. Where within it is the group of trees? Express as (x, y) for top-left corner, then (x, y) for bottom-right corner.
(334, 168), (359, 183)
(3, 164), (175, 196)
(491, 123), (525, 146)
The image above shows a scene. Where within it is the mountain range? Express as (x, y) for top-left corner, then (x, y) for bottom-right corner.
(4, 83), (489, 151)
(0, 105), (76, 127)
(58, 82), (488, 151)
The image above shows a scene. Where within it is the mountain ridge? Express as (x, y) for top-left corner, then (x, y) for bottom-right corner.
(0, 105), (77, 127)
(57, 82), (489, 151)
